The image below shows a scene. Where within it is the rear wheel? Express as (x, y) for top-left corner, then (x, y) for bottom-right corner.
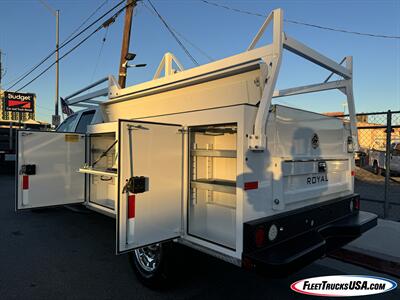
(129, 243), (171, 288)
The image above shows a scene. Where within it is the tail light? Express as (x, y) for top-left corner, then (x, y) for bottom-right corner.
(255, 227), (265, 248)
(353, 197), (360, 211)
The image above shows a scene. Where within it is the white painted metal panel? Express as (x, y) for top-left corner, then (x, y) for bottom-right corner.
(269, 106), (352, 210)
(16, 131), (85, 210)
(102, 70), (261, 123)
(281, 160), (350, 205)
(272, 106), (348, 158)
(117, 120), (183, 254)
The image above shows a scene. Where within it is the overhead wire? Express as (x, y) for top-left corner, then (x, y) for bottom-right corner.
(63, 0), (110, 43)
(5, 0), (109, 87)
(16, 26), (103, 92)
(199, 0), (400, 40)
(141, 1), (214, 62)
(147, 0), (199, 66)
(91, 26), (109, 81)
(5, 0), (127, 91)
(14, 2), (130, 92)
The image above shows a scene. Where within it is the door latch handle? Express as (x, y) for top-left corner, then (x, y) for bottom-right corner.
(122, 176), (149, 194)
(20, 164), (36, 175)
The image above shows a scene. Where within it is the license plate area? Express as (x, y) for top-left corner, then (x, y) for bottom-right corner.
(280, 159), (350, 205)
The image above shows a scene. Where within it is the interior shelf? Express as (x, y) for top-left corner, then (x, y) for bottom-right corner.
(191, 149), (236, 158)
(191, 178), (236, 194)
(78, 167), (117, 177)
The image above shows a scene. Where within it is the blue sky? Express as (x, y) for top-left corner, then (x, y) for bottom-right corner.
(0, 0), (399, 123)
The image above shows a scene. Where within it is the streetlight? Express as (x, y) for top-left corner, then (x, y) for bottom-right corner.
(37, 0), (60, 127)
(122, 52), (147, 69)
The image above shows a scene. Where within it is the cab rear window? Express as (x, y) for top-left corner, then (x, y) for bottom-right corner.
(75, 111), (95, 133)
(57, 114), (78, 132)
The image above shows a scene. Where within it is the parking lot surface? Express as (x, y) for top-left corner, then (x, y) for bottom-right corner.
(0, 174), (398, 299)
(355, 166), (400, 220)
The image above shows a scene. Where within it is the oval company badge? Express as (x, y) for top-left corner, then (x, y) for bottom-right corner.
(290, 275), (397, 297)
(311, 133), (319, 149)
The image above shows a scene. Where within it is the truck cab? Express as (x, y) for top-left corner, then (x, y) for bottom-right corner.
(56, 108), (103, 133)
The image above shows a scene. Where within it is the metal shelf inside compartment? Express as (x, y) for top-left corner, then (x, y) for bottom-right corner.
(191, 178), (236, 194)
(78, 167), (117, 177)
(191, 149), (236, 158)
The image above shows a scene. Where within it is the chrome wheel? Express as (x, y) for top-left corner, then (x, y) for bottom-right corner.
(134, 244), (161, 272)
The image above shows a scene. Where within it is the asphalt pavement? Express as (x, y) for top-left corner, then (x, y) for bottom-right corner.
(0, 174), (399, 300)
(355, 166), (400, 220)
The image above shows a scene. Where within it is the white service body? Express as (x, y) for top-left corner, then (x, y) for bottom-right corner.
(15, 8), (376, 271)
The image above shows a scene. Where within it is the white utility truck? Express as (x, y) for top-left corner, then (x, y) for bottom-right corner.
(369, 140), (400, 175)
(16, 9), (376, 287)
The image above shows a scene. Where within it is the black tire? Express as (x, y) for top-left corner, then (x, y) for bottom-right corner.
(373, 161), (382, 175)
(128, 242), (172, 289)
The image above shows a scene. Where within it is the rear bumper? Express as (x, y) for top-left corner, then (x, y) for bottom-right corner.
(242, 194), (377, 275)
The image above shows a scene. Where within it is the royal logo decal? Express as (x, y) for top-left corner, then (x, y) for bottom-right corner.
(306, 175), (328, 184)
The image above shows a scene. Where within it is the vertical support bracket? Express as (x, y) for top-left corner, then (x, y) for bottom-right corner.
(153, 52), (185, 79)
(248, 8), (283, 151)
(343, 56), (358, 151)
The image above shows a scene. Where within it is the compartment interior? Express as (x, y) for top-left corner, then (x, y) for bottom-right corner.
(88, 132), (117, 210)
(188, 124), (237, 249)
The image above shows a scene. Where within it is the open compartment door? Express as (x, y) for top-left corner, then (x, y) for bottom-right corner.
(16, 131), (85, 210)
(117, 120), (183, 254)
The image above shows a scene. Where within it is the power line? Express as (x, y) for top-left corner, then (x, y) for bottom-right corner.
(172, 28), (214, 62)
(199, 0), (400, 40)
(15, 26), (103, 92)
(63, 0), (110, 43)
(4, 0), (127, 90)
(5, 0), (110, 87)
(14, 3), (129, 92)
(141, 1), (214, 62)
(91, 26), (109, 81)
(147, 0), (199, 66)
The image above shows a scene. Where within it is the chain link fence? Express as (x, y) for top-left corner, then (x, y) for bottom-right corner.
(349, 111), (400, 221)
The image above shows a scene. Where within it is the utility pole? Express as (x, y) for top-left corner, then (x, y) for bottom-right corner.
(38, 0), (60, 126)
(55, 9), (60, 125)
(118, 0), (136, 88)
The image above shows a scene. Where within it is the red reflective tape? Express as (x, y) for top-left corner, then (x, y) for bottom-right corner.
(244, 181), (258, 190)
(351, 170), (356, 176)
(128, 195), (135, 219)
(22, 175), (29, 190)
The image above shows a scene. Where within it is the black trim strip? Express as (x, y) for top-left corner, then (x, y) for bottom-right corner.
(245, 194), (357, 227)
(243, 194), (359, 253)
